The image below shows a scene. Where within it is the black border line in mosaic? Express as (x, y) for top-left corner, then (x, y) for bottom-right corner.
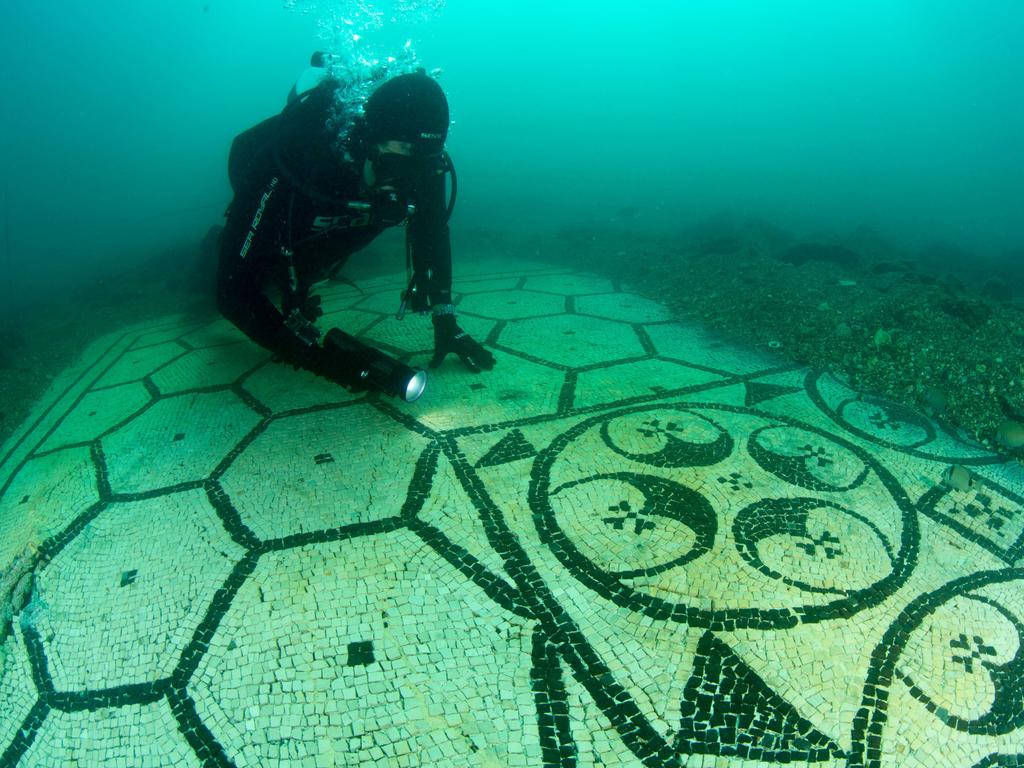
(439, 435), (682, 767)
(0, 699), (49, 768)
(531, 626), (577, 767)
(490, 341), (573, 372)
(531, 401), (920, 629)
(971, 754), (1024, 767)
(167, 685), (237, 768)
(849, 566), (1024, 768)
(917, 480), (1024, 566)
(0, 339), (128, 489)
(172, 552), (260, 688)
(806, 371), (1005, 466)
(127, 320), (205, 351)
(444, 369), (777, 441)
(747, 424), (871, 492)
(734, 497), (895, 594)
(572, 353), (657, 377)
(407, 518), (531, 618)
(557, 372), (577, 415)
(3, 266), (1017, 768)
(88, 346), (192, 393)
(1, 321), (184, 473)
(204, 480), (261, 551)
(895, 594), (1024, 734)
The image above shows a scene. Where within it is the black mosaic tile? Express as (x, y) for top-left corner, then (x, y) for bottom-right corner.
(346, 640), (375, 666)
(475, 429), (538, 468)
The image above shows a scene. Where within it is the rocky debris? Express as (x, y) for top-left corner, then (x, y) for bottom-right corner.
(996, 420), (1024, 450)
(777, 242), (863, 269)
(546, 218), (1024, 456)
(981, 277), (1014, 303)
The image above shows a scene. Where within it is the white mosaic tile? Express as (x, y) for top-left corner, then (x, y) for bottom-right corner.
(0, 626), (37, 752)
(20, 701), (200, 768)
(37, 382), (152, 452)
(28, 488), (244, 690)
(190, 531), (537, 767)
(645, 322), (783, 375)
(242, 359), (364, 414)
(219, 404), (430, 541)
(101, 391), (262, 494)
(576, 292), (675, 324)
(458, 289), (568, 320)
(92, 341), (187, 388)
(179, 317), (249, 349)
(501, 314), (647, 369)
(149, 343), (268, 395)
(0, 447), (98, 567)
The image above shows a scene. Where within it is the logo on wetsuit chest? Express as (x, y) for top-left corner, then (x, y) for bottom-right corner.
(311, 211), (371, 232)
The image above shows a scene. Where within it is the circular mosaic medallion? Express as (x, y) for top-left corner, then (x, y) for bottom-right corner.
(531, 403), (919, 629)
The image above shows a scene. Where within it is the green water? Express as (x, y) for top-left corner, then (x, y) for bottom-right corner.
(1, 0), (1022, 309)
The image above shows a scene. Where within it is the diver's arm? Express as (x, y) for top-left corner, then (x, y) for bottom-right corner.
(406, 159), (453, 311)
(216, 181), (321, 362)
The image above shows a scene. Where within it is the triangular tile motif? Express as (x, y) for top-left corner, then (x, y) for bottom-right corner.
(475, 429), (538, 468)
(675, 631), (843, 762)
(744, 381), (802, 407)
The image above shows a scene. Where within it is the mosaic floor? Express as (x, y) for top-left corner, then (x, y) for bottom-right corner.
(1, 257), (1023, 768)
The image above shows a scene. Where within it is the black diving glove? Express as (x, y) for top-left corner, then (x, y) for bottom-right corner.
(430, 314), (496, 373)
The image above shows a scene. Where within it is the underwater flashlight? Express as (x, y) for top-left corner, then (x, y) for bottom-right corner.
(322, 328), (426, 403)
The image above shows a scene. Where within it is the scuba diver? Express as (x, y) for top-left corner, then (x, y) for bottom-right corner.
(217, 57), (495, 401)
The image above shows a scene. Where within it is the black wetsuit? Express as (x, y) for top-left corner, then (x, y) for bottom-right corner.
(217, 82), (452, 375)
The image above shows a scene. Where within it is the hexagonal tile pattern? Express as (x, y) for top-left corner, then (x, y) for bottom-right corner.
(3, 255), (1022, 768)
(38, 382), (151, 452)
(93, 342), (186, 388)
(150, 344), (268, 395)
(575, 292), (675, 323)
(398, 348), (564, 431)
(352, 288), (410, 316)
(457, 289), (566, 320)
(190, 531), (537, 767)
(363, 312), (495, 360)
(500, 314), (645, 368)
(28, 489), (244, 690)
(128, 322), (201, 350)
(220, 405), (430, 541)
(179, 317), (248, 349)
(102, 392), (261, 494)
(19, 702), (200, 767)
(242, 362), (364, 414)
(523, 273), (614, 295)
(573, 358), (725, 409)
(0, 447), (98, 566)
(645, 321), (780, 374)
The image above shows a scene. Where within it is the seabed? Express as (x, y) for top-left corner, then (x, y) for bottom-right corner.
(1, 258), (1022, 767)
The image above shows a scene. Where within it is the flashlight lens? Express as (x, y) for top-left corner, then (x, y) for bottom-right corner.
(404, 370), (427, 402)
